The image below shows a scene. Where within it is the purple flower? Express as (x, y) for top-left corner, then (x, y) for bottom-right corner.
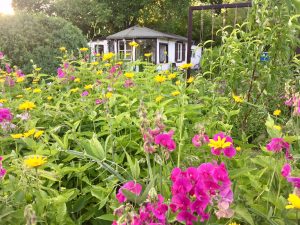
(5, 76), (15, 87)
(266, 138), (290, 153)
(287, 177), (300, 188)
(63, 62), (69, 69)
(154, 130), (176, 151)
(281, 163), (291, 177)
(0, 52), (4, 60)
(0, 157), (6, 179)
(116, 181), (142, 203)
(57, 67), (65, 78)
(95, 99), (104, 105)
(16, 69), (25, 77)
(177, 210), (197, 225)
(0, 108), (13, 123)
(81, 91), (89, 97)
(5, 64), (11, 73)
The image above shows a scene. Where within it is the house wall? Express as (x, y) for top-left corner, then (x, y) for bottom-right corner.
(88, 40), (109, 54)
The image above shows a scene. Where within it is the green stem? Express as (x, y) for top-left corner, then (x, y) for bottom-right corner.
(146, 153), (153, 182)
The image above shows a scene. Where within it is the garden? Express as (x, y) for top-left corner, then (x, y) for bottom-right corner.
(0, 0), (300, 224)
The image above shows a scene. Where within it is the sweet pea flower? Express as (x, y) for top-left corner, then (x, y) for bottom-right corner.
(116, 181), (142, 203)
(81, 91), (89, 97)
(208, 132), (236, 158)
(57, 67), (65, 78)
(0, 108), (13, 123)
(154, 130), (176, 151)
(192, 133), (209, 148)
(281, 163), (291, 178)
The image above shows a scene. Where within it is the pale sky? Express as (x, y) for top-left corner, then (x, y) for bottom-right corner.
(0, 0), (14, 15)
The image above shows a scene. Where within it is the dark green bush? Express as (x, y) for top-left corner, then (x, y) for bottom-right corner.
(0, 13), (87, 74)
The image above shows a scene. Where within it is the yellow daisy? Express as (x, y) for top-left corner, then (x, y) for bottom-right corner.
(24, 155), (47, 168)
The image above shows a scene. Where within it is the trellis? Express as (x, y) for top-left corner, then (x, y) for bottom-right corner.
(187, 1), (253, 77)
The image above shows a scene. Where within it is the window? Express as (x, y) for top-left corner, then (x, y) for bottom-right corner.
(135, 39), (156, 64)
(95, 44), (104, 55)
(175, 42), (185, 62)
(118, 40), (132, 60)
(159, 43), (168, 63)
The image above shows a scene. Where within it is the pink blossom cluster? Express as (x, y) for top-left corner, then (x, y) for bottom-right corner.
(124, 79), (135, 88)
(192, 133), (209, 148)
(57, 63), (76, 81)
(266, 138), (292, 159)
(281, 163), (300, 188)
(113, 181), (168, 225)
(284, 94), (300, 116)
(170, 162), (233, 225)
(143, 127), (176, 153)
(210, 132), (236, 158)
(0, 157), (6, 179)
(0, 108), (13, 123)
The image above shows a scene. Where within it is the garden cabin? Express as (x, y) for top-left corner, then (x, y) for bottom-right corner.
(89, 26), (201, 70)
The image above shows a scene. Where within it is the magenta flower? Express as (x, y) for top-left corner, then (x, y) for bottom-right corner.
(95, 99), (104, 105)
(116, 181), (142, 203)
(0, 157), (6, 179)
(0, 52), (4, 60)
(81, 91), (89, 97)
(287, 177), (300, 188)
(266, 138), (291, 160)
(170, 162), (233, 223)
(154, 130), (176, 151)
(281, 163), (291, 177)
(16, 69), (25, 77)
(57, 67), (65, 78)
(208, 132), (236, 158)
(0, 108), (13, 123)
(192, 134), (209, 148)
(5, 76), (15, 87)
(5, 64), (11, 73)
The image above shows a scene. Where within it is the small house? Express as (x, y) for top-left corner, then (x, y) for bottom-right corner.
(89, 26), (201, 70)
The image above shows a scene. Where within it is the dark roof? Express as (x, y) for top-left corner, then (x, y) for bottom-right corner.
(106, 26), (187, 42)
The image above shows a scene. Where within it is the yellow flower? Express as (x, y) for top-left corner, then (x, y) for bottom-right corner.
(24, 155), (47, 168)
(125, 72), (134, 79)
(229, 222), (240, 225)
(23, 128), (36, 138)
(19, 101), (36, 110)
(286, 194), (300, 210)
(11, 134), (23, 139)
(236, 146), (241, 151)
(96, 53), (101, 57)
(0, 79), (4, 83)
(0, 99), (7, 103)
(70, 88), (79, 93)
(273, 125), (282, 131)
(16, 77), (25, 83)
(155, 95), (163, 103)
(59, 47), (66, 52)
(208, 136), (231, 149)
(97, 70), (103, 75)
(91, 61), (99, 66)
(129, 41), (139, 47)
(33, 78), (40, 83)
(47, 96), (53, 101)
(106, 92), (113, 98)
(104, 63), (112, 67)
(171, 91), (180, 96)
(232, 93), (243, 103)
(168, 73), (176, 80)
(35, 68), (42, 72)
(84, 84), (93, 90)
(16, 95), (23, 98)
(187, 77), (195, 83)
(116, 61), (123, 65)
(175, 80), (181, 86)
(74, 78), (80, 83)
(33, 88), (42, 93)
(24, 87), (32, 91)
(154, 75), (166, 83)
(144, 53), (152, 57)
(102, 52), (115, 61)
(80, 47), (89, 52)
(273, 109), (281, 116)
(34, 130), (44, 138)
(179, 63), (193, 70)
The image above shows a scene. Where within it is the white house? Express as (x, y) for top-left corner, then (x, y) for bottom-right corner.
(88, 26), (201, 70)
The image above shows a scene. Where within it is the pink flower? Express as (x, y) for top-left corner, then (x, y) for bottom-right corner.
(116, 181), (142, 203)
(81, 91), (89, 97)
(5, 64), (11, 73)
(0, 52), (4, 60)
(124, 79), (134, 88)
(0, 157), (6, 179)
(287, 177), (300, 188)
(154, 130), (176, 151)
(95, 99), (104, 105)
(209, 132), (236, 158)
(281, 163), (291, 177)
(0, 108), (13, 123)
(177, 210), (197, 225)
(57, 67), (65, 78)
(266, 138), (291, 160)
(16, 69), (25, 77)
(192, 134), (209, 148)
(5, 76), (15, 87)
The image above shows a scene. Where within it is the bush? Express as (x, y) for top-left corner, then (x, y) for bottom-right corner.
(0, 13), (87, 74)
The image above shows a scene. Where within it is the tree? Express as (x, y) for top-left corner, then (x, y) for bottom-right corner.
(0, 13), (87, 74)
(12, 0), (53, 13)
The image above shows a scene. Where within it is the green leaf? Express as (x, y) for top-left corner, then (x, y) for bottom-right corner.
(97, 214), (115, 221)
(235, 205), (255, 225)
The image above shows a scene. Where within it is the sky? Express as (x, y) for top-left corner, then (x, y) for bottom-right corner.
(0, 0), (14, 15)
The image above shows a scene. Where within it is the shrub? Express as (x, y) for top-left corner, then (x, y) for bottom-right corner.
(0, 13), (87, 74)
